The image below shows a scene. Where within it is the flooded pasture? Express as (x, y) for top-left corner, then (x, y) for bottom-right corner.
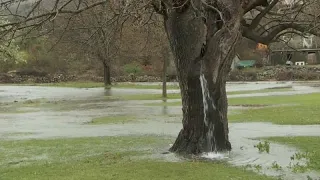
(1, 81), (320, 180)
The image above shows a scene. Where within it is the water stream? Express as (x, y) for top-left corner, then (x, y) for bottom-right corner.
(200, 74), (216, 152)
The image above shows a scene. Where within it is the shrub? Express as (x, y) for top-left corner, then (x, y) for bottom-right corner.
(123, 63), (143, 75)
(275, 71), (294, 81)
(228, 69), (243, 81)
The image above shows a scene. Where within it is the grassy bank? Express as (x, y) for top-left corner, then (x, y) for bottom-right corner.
(266, 137), (320, 173)
(229, 93), (320, 125)
(0, 136), (275, 180)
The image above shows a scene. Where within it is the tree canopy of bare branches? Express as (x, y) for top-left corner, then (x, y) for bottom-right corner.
(0, 0), (319, 46)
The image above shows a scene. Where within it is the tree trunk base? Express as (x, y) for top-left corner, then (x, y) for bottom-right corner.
(169, 129), (232, 155)
(169, 130), (203, 154)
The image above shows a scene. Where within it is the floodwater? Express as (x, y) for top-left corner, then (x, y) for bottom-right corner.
(1, 81), (320, 180)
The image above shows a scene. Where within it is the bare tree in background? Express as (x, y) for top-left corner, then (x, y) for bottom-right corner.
(57, 4), (125, 86)
(0, 0), (320, 154)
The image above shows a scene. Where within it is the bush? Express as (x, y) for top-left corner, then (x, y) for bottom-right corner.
(275, 71), (294, 81)
(123, 63), (143, 75)
(15, 68), (47, 77)
(228, 69), (243, 81)
(244, 71), (258, 81)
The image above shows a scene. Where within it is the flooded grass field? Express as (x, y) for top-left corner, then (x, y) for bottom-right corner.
(1, 81), (320, 180)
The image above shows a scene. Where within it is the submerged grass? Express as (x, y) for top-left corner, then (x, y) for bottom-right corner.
(89, 115), (137, 124)
(0, 99), (45, 114)
(117, 93), (181, 101)
(0, 136), (275, 180)
(265, 137), (320, 172)
(0, 132), (34, 139)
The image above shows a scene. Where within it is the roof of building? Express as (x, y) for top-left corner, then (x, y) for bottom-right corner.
(236, 60), (256, 67)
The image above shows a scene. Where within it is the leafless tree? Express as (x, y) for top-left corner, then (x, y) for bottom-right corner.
(54, 4), (126, 85)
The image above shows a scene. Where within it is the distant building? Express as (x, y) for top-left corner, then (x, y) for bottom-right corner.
(269, 34), (320, 65)
(270, 48), (320, 65)
(236, 60), (256, 69)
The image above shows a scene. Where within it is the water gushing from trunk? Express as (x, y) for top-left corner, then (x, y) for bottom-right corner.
(200, 74), (217, 152)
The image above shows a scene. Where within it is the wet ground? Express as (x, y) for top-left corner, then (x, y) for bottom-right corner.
(1, 81), (320, 180)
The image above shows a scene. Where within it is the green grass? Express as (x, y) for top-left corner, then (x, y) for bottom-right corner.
(266, 137), (320, 172)
(227, 87), (292, 95)
(89, 115), (137, 124)
(0, 156), (276, 180)
(229, 105), (320, 125)
(112, 83), (180, 89)
(117, 93), (181, 101)
(229, 93), (320, 125)
(0, 136), (170, 168)
(0, 136), (275, 180)
(229, 93), (320, 106)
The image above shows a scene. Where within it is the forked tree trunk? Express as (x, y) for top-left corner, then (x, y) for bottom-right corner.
(163, 1), (242, 154)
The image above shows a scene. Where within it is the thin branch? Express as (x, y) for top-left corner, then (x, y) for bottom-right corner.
(249, 0), (279, 30)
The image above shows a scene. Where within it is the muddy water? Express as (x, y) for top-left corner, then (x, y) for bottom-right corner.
(1, 82), (320, 180)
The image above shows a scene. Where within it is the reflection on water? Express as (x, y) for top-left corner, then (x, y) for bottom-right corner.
(162, 99), (168, 115)
(104, 88), (112, 96)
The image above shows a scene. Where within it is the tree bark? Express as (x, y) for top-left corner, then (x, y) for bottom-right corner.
(163, 1), (242, 154)
(103, 62), (111, 86)
(162, 47), (168, 98)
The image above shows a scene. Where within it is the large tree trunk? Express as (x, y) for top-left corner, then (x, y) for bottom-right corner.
(163, 1), (242, 154)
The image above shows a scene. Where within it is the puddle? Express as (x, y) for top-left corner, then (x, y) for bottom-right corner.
(1, 83), (320, 179)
